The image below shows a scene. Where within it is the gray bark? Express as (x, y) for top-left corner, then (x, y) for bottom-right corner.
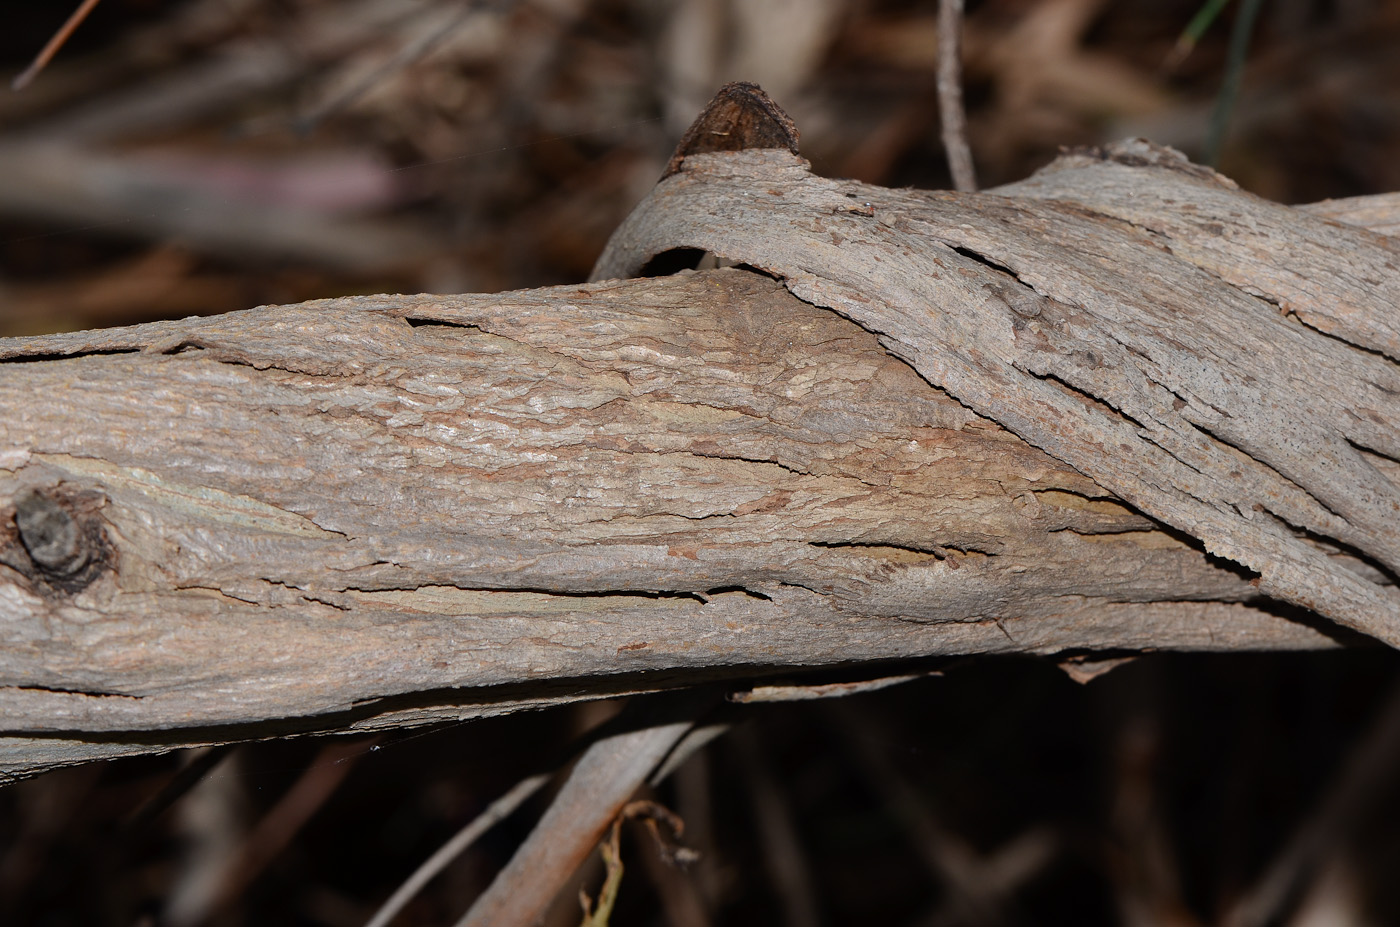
(595, 140), (1400, 647)
(1, 140), (1393, 780)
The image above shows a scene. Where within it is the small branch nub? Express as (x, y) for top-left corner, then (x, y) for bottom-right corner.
(11, 486), (111, 593)
(16, 488), (90, 577)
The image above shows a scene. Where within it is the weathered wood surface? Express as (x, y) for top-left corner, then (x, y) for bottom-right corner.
(594, 139), (1400, 648)
(0, 141), (1393, 779)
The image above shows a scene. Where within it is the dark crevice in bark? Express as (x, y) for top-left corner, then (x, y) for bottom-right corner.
(1030, 486), (1145, 507)
(671, 511), (738, 522)
(1277, 303), (1400, 367)
(947, 243), (1021, 280)
(638, 248), (707, 277)
(1183, 417), (1351, 526)
(771, 578), (831, 597)
(812, 540), (941, 559)
(1135, 431), (1207, 476)
(992, 618), (1018, 645)
(1245, 597), (1383, 648)
(297, 592), (351, 611)
(1023, 369), (1151, 431)
(1052, 525), (1171, 538)
(403, 316), (486, 332)
(704, 585), (772, 601)
(686, 449), (810, 476)
(345, 583), (713, 604)
(0, 347), (141, 363)
(1255, 504), (1400, 589)
(1054, 522), (1261, 581)
(5, 684), (143, 700)
(810, 539), (998, 559)
(1347, 436), (1400, 472)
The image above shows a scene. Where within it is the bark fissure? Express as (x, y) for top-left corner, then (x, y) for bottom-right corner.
(1181, 417), (1350, 526)
(1019, 368), (1152, 432)
(809, 539), (997, 559)
(684, 449), (811, 477)
(404, 317), (486, 332)
(5, 685), (143, 701)
(343, 583), (713, 604)
(1254, 505), (1400, 589)
(0, 347), (140, 363)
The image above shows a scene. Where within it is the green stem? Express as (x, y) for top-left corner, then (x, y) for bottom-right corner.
(1205, 0), (1266, 166)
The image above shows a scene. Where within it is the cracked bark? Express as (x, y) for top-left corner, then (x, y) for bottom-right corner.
(0, 140), (1393, 780)
(594, 140), (1400, 648)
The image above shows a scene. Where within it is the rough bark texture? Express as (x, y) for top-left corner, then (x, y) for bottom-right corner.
(0, 141), (1391, 780)
(594, 140), (1400, 647)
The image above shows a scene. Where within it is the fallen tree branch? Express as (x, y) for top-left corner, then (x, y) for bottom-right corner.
(3, 116), (1395, 778)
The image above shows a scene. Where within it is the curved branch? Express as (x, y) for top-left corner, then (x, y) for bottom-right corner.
(2, 143), (1388, 779)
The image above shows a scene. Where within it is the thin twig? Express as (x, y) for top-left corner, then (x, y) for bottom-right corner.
(1203, 0), (1264, 166)
(296, 0), (484, 134)
(362, 771), (550, 927)
(578, 814), (626, 927)
(123, 745), (236, 834)
(937, 0), (978, 192)
(453, 692), (713, 927)
(366, 698), (720, 927)
(624, 801), (711, 927)
(831, 701), (1056, 924)
(579, 803), (683, 927)
(1163, 0), (1233, 72)
(197, 737), (375, 924)
(12, 0), (104, 91)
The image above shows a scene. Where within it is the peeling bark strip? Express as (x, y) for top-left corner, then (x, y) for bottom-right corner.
(0, 264), (1338, 779)
(592, 141), (1400, 646)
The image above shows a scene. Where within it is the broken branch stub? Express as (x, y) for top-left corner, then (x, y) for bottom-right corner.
(591, 139), (1400, 648)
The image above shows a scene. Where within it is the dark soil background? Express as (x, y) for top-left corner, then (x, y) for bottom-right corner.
(2, 1), (1400, 925)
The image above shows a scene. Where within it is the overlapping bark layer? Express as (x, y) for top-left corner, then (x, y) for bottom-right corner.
(3, 142), (1394, 778)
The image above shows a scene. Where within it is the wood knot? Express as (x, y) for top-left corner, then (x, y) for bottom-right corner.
(8, 485), (110, 593)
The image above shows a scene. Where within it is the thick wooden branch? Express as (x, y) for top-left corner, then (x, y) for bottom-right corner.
(594, 140), (1400, 646)
(2, 141), (1393, 779)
